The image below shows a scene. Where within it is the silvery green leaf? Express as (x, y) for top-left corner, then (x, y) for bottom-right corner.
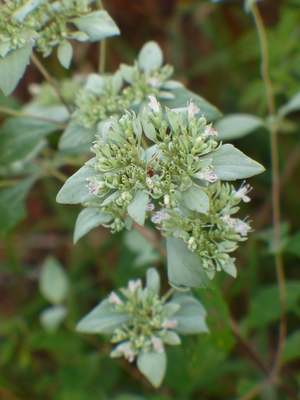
(208, 144), (265, 180)
(0, 42), (32, 96)
(76, 299), (131, 334)
(23, 103), (69, 122)
(172, 229), (190, 241)
(11, 0), (47, 23)
(160, 87), (222, 122)
(57, 41), (73, 69)
(221, 257), (237, 278)
(277, 90), (300, 117)
(141, 114), (157, 142)
(214, 114), (266, 140)
(0, 117), (61, 166)
(182, 185), (209, 214)
(162, 303), (180, 318)
(166, 109), (180, 134)
(127, 190), (149, 226)
(244, 0), (261, 12)
(39, 257), (69, 305)
(132, 117), (142, 144)
(161, 80), (184, 90)
(171, 295), (209, 334)
(59, 120), (96, 152)
(40, 305), (68, 332)
(120, 64), (136, 84)
(111, 70), (123, 95)
(146, 268), (160, 295)
(167, 237), (211, 289)
(157, 91), (175, 100)
(0, 177), (36, 236)
(72, 11), (120, 42)
(163, 330), (181, 345)
(0, 41), (11, 58)
(137, 350), (166, 388)
(84, 73), (107, 95)
(138, 41), (163, 73)
(71, 31), (90, 42)
(101, 190), (119, 206)
(56, 161), (97, 204)
(74, 208), (112, 243)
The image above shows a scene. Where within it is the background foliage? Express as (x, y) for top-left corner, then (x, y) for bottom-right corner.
(1, 0), (300, 399)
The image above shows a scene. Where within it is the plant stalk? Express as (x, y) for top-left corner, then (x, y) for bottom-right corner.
(95, 0), (107, 74)
(0, 106), (67, 126)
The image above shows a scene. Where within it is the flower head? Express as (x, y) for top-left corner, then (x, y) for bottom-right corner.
(128, 279), (142, 293)
(115, 342), (135, 362)
(151, 210), (170, 224)
(197, 170), (218, 183)
(161, 319), (178, 329)
(236, 181), (252, 203)
(203, 123), (218, 138)
(236, 219), (251, 237)
(151, 336), (164, 353)
(187, 100), (200, 118)
(221, 215), (237, 229)
(108, 291), (123, 305)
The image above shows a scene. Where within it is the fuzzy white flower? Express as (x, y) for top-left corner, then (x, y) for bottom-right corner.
(236, 220), (251, 236)
(108, 291), (123, 305)
(88, 180), (104, 195)
(221, 215), (237, 229)
(197, 170), (218, 183)
(164, 194), (170, 206)
(128, 279), (142, 293)
(116, 342), (135, 362)
(187, 100), (200, 118)
(146, 177), (155, 189)
(146, 202), (155, 211)
(146, 77), (161, 88)
(236, 181), (252, 203)
(203, 123), (218, 137)
(148, 95), (160, 112)
(151, 336), (164, 353)
(151, 210), (170, 224)
(161, 319), (178, 329)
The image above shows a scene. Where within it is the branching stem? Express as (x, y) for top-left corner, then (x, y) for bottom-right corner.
(95, 0), (107, 74)
(31, 53), (73, 114)
(251, 3), (286, 376)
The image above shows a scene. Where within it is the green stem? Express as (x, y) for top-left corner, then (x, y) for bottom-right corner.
(251, 3), (286, 376)
(35, 159), (68, 183)
(0, 106), (67, 126)
(31, 53), (73, 114)
(0, 179), (22, 187)
(162, 287), (175, 303)
(95, 0), (107, 74)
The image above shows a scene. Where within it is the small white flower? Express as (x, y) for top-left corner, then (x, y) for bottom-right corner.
(188, 236), (196, 246)
(151, 336), (164, 353)
(236, 181), (252, 203)
(151, 210), (170, 224)
(108, 291), (123, 305)
(197, 170), (218, 183)
(146, 202), (155, 211)
(117, 342), (135, 362)
(146, 177), (155, 189)
(146, 77), (161, 88)
(161, 319), (178, 329)
(187, 100), (200, 118)
(164, 194), (170, 206)
(148, 95), (160, 112)
(236, 220), (251, 237)
(221, 215), (237, 229)
(203, 123), (218, 137)
(89, 181), (104, 195)
(128, 279), (142, 294)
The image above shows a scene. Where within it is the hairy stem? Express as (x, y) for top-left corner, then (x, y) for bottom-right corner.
(0, 106), (67, 126)
(251, 3), (286, 375)
(31, 53), (73, 114)
(95, 0), (107, 74)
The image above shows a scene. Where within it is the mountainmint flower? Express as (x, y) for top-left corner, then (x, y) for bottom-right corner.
(128, 279), (142, 293)
(221, 215), (237, 229)
(146, 77), (161, 88)
(187, 100), (200, 118)
(161, 319), (178, 329)
(236, 220), (251, 236)
(235, 181), (252, 203)
(151, 336), (164, 353)
(197, 171), (218, 183)
(148, 95), (160, 112)
(203, 123), (218, 137)
(151, 210), (170, 224)
(108, 291), (123, 305)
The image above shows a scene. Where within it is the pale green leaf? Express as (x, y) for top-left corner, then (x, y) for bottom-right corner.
(166, 237), (211, 289)
(56, 161), (98, 204)
(0, 178), (36, 236)
(74, 207), (112, 243)
(57, 41), (73, 69)
(127, 190), (149, 226)
(84, 73), (106, 95)
(285, 230), (300, 258)
(72, 11), (120, 42)
(208, 144), (265, 180)
(214, 114), (266, 140)
(278, 90), (300, 116)
(163, 331), (181, 345)
(171, 296), (209, 334)
(182, 185), (209, 214)
(59, 120), (96, 152)
(138, 41), (163, 73)
(221, 257), (237, 278)
(40, 305), (68, 332)
(39, 256), (69, 305)
(282, 330), (300, 364)
(76, 299), (131, 334)
(137, 350), (167, 388)
(141, 115), (157, 142)
(0, 42), (32, 96)
(0, 117), (62, 165)
(119, 64), (136, 84)
(146, 268), (160, 295)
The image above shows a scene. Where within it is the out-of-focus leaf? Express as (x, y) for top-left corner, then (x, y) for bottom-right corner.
(214, 114), (266, 140)
(285, 230), (300, 257)
(257, 222), (290, 255)
(124, 229), (161, 267)
(0, 118), (62, 165)
(277, 90), (300, 117)
(57, 41), (73, 69)
(0, 177), (36, 236)
(39, 256), (69, 305)
(167, 237), (211, 289)
(137, 350), (166, 388)
(40, 305), (68, 332)
(146, 268), (160, 295)
(138, 41), (163, 73)
(282, 330), (300, 364)
(59, 120), (96, 152)
(0, 42), (32, 96)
